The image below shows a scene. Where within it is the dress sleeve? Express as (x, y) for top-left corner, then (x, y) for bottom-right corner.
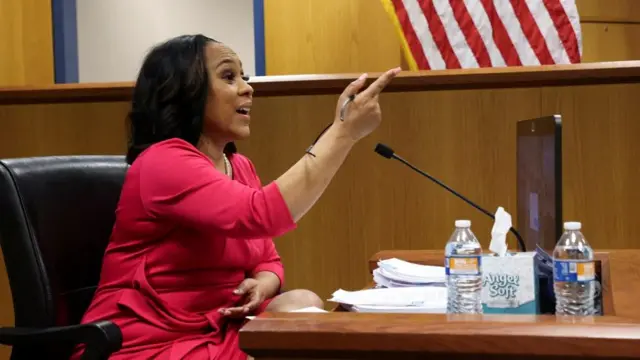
(243, 159), (286, 289)
(138, 141), (296, 239)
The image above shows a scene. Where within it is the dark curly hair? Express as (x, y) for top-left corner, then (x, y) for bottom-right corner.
(125, 34), (237, 164)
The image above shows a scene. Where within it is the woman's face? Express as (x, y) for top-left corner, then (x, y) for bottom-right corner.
(202, 42), (254, 143)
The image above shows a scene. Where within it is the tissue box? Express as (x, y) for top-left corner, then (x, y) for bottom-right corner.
(481, 252), (539, 314)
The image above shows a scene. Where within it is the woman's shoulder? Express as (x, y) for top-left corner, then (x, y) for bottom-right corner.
(229, 152), (258, 176)
(128, 138), (214, 183)
(135, 138), (209, 165)
(228, 152), (252, 167)
(145, 138), (205, 157)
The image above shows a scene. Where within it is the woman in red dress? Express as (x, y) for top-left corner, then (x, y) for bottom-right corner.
(72, 34), (400, 359)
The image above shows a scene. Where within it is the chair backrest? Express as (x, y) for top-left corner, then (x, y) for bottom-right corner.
(0, 155), (127, 358)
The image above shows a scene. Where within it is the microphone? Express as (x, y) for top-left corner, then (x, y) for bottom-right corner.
(374, 143), (527, 252)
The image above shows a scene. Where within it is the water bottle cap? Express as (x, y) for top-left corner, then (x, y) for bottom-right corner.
(564, 221), (582, 230)
(455, 220), (471, 228)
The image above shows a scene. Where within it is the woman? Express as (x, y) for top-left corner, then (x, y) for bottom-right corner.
(73, 34), (400, 359)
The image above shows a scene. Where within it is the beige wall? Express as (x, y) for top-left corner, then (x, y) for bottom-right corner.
(76, 0), (256, 82)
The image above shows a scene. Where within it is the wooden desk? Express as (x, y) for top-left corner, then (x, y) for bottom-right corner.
(240, 312), (640, 359)
(241, 249), (640, 358)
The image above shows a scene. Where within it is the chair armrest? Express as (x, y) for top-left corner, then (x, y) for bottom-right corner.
(0, 320), (122, 360)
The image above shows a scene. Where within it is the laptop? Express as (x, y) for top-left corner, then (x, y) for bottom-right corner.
(516, 115), (563, 251)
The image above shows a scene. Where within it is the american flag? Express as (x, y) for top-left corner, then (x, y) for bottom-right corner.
(381, 0), (582, 70)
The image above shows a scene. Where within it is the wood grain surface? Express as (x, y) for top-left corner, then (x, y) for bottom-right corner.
(239, 312), (640, 359)
(3, 61), (640, 103)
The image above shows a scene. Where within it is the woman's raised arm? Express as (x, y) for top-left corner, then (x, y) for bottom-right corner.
(275, 68), (401, 221)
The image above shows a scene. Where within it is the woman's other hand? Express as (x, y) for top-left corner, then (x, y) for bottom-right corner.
(219, 278), (266, 317)
(334, 67), (402, 142)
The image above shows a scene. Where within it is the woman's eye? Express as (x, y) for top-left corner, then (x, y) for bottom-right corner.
(241, 75), (250, 81)
(223, 72), (235, 81)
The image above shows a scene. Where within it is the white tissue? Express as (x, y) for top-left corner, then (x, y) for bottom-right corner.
(489, 206), (512, 256)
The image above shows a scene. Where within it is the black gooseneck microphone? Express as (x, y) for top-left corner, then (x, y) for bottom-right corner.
(374, 143), (527, 252)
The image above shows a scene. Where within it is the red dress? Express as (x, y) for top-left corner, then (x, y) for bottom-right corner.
(72, 138), (296, 359)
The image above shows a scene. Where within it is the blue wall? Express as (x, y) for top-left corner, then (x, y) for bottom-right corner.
(52, 0), (79, 83)
(253, 0), (266, 76)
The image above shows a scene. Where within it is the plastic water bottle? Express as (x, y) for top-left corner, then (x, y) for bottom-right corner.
(445, 220), (483, 314)
(553, 221), (595, 315)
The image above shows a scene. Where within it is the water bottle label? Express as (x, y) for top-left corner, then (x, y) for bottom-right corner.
(445, 256), (481, 276)
(553, 260), (595, 282)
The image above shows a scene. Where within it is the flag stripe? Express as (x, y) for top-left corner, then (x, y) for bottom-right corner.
(527, 0), (570, 64)
(559, 0), (583, 56)
(450, 0), (492, 67)
(480, 0), (523, 66)
(418, 0), (461, 69)
(434, 0), (478, 68)
(498, 1), (540, 65)
(511, 0), (555, 65)
(544, 0), (581, 63)
(381, 0), (581, 70)
(402, 0), (446, 69)
(391, 0), (431, 69)
(463, 0), (506, 67)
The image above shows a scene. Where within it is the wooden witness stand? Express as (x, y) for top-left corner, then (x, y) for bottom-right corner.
(239, 249), (640, 359)
(2, 61), (640, 359)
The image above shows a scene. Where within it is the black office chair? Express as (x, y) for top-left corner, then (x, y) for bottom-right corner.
(0, 156), (127, 359)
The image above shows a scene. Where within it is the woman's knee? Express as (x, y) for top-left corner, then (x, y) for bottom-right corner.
(267, 288), (324, 312)
(285, 289), (324, 308)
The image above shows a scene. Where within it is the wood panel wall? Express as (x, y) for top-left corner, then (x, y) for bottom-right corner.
(264, 0), (640, 75)
(1, 70), (639, 311)
(263, 0), (402, 75)
(0, 0), (54, 86)
(246, 84), (640, 297)
(578, 0), (640, 63)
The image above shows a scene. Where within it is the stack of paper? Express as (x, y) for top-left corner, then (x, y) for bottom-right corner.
(328, 286), (447, 313)
(373, 258), (446, 288)
(290, 306), (328, 313)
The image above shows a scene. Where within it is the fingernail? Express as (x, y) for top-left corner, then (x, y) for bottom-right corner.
(233, 289), (241, 294)
(358, 73), (368, 80)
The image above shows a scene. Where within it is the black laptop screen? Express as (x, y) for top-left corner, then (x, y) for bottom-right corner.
(516, 115), (563, 251)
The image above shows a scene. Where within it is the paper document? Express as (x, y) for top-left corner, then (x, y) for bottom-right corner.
(373, 269), (446, 288)
(377, 258), (445, 280)
(329, 286), (447, 307)
(290, 306), (328, 313)
(373, 258), (446, 289)
(351, 304), (446, 314)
